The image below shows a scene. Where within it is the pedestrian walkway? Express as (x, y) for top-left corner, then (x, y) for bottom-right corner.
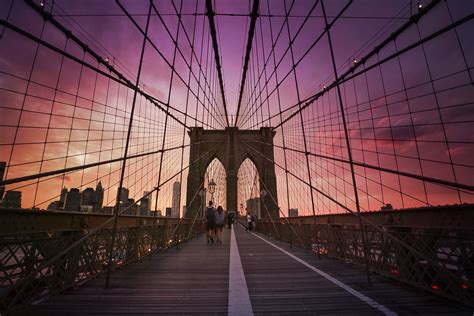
(31, 224), (471, 315)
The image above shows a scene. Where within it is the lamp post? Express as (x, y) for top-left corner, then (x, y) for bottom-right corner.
(208, 178), (216, 202)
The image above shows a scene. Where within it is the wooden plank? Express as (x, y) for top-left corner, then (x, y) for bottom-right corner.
(31, 230), (231, 315)
(31, 224), (472, 315)
(234, 225), (472, 315)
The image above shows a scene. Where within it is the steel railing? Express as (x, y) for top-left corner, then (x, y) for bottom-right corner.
(255, 204), (474, 307)
(0, 210), (205, 313)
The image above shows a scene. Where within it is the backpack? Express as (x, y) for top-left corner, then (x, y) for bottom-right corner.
(206, 207), (216, 223)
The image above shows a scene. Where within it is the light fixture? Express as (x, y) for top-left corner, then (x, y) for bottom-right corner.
(418, 3), (423, 9)
(208, 178), (216, 202)
(208, 179), (216, 195)
(260, 189), (267, 197)
(353, 58), (358, 64)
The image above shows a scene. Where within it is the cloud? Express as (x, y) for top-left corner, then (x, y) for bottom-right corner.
(55, 175), (72, 183)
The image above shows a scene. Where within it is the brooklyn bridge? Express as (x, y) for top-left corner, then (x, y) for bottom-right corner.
(0, 0), (473, 314)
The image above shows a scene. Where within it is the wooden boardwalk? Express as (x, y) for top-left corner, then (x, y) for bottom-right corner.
(30, 224), (471, 315)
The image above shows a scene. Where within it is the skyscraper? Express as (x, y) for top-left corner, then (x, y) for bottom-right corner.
(124, 198), (138, 215)
(143, 191), (151, 211)
(59, 187), (68, 208)
(119, 187), (129, 204)
(172, 181), (181, 218)
(64, 188), (81, 212)
(81, 187), (95, 207)
(2, 190), (21, 208)
(139, 198), (150, 216)
(140, 191), (151, 216)
(94, 182), (104, 212)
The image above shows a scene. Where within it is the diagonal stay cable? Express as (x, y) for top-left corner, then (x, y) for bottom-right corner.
(240, 137), (474, 193)
(234, 0), (259, 128)
(235, 140), (307, 248)
(7, 140), (223, 308)
(269, 0), (452, 130)
(19, 0), (192, 129)
(239, 137), (474, 287)
(243, 0), (447, 130)
(205, 0), (230, 127)
(115, 0), (227, 129)
(169, 0), (227, 126)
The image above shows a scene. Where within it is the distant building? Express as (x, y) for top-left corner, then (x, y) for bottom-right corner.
(2, 190), (21, 208)
(119, 198), (139, 215)
(59, 187), (68, 208)
(172, 182), (181, 218)
(47, 201), (62, 211)
(165, 207), (172, 217)
(94, 182), (104, 212)
(140, 197), (150, 216)
(127, 198), (139, 215)
(142, 191), (151, 212)
(81, 187), (95, 207)
(119, 187), (129, 204)
(381, 203), (394, 211)
(246, 197), (261, 219)
(64, 188), (81, 212)
(288, 208), (298, 217)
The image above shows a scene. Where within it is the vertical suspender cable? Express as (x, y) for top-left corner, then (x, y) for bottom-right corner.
(105, 0), (153, 289)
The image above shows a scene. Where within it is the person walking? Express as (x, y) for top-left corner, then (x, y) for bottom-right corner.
(226, 211), (234, 229)
(206, 201), (216, 243)
(251, 214), (257, 231)
(245, 211), (253, 232)
(215, 206), (225, 243)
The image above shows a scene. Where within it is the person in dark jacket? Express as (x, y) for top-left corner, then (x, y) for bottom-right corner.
(245, 210), (253, 232)
(206, 201), (216, 243)
(227, 212), (234, 229)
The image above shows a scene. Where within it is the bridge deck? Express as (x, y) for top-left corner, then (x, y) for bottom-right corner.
(31, 224), (471, 315)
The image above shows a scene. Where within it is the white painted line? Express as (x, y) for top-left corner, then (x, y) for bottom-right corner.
(228, 226), (253, 316)
(251, 232), (397, 316)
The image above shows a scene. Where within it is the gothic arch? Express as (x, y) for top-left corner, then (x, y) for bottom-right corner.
(185, 127), (278, 218)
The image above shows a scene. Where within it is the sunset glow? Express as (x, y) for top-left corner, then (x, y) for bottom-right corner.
(0, 0), (473, 217)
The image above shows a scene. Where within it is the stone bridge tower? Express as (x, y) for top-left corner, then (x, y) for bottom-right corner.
(185, 127), (278, 219)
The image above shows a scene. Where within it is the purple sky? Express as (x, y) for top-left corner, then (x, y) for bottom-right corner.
(0, 0), (473, 215)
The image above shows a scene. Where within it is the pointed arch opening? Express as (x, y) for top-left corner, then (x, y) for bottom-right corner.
(237, 158), (260, 218)
(204, 157), (227, 214)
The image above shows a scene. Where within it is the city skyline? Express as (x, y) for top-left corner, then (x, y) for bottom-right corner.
(0, 169), (188, 218)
